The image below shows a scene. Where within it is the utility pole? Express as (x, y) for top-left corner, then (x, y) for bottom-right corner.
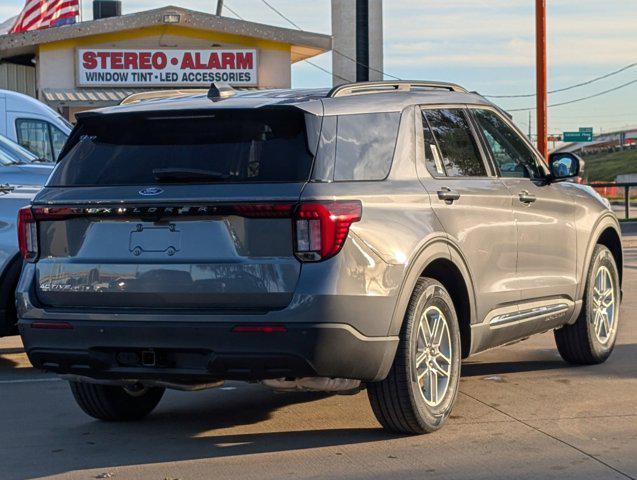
(528, 110), (532, 142)
(331, 0), (383, 86)
(215, 0), (223, 16)
(535, 0), (548, 160)
(355, 0), (369, 82)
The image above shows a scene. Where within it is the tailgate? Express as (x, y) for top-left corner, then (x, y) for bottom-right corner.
(34, 189), (305, 312)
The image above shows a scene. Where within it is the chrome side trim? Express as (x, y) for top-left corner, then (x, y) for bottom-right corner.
(490, 303), (570, 328)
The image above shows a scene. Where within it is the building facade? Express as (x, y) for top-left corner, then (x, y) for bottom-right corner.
(0, 5), (331, 119)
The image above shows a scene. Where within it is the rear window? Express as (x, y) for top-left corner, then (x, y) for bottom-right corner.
(49, 108), (315, 186)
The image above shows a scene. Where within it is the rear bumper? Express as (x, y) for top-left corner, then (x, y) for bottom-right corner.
(19, 319), (398, 382)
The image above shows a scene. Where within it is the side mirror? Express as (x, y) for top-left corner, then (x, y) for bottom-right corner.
(548, 152), (584, 182)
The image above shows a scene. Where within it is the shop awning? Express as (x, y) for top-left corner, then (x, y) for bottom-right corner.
(42, 87), (261, 107)
(42, 88), (143, 106)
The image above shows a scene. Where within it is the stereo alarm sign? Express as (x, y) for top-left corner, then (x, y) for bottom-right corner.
(77, 49), (258, 87)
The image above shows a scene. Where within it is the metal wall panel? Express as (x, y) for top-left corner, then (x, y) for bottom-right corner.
(0, 63), (36, 97)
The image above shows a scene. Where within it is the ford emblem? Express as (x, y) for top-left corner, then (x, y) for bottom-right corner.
(139, 187), (164, 196)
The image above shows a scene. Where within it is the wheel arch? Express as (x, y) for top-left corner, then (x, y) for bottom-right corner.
(596, 226), (623, 286)
(388, 237), (477, 359)
(579, 215), (623, 301)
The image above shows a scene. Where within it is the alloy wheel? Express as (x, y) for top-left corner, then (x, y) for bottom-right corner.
(415, 306), (453, 406)
(591, 265), (616, 344)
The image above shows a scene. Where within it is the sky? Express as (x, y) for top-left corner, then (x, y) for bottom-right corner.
(2, 0), (636, 136)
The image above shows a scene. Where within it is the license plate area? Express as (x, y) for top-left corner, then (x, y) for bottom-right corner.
(129, 224), (181, 256)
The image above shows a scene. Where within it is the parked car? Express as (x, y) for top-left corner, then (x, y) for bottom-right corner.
(0, 134), (54, 336)
(16, 81), (622, 434)
(0, 89), (72, 162)
(0, 134), (55, 186)
(0, 133), (42, 163)
(0, 182), (53, 336)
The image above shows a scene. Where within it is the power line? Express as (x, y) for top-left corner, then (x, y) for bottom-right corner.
(507, 78), (637, 112)
(331, 50), (400, 80)
(260, 0), (303, 29)
(222, 1), (245, 20)
(486, 62), (637, 98)
(257, 0), (401, 80)
(304, 59), (352, 83)
(223, 1), (352, 82)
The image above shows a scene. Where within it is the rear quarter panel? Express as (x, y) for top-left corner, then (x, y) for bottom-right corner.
(300, 106), (456, 337)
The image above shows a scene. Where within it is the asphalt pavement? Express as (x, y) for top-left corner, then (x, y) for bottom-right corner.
(0, 252), (635, 480)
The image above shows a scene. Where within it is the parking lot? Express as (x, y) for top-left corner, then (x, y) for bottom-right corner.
(0, 251), (634, 480)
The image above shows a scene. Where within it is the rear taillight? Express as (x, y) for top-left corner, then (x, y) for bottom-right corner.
(15, 201), (362, 264)
(294, 201), (362, 262)
(18, 207), (38, 262)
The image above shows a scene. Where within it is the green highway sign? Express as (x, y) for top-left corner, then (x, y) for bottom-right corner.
(579, 127), (593, 134)
(563, 131), (593, 142)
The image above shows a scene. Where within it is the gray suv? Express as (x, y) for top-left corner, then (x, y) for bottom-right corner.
(16, 81), (622, 434)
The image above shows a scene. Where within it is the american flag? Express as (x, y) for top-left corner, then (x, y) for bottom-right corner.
(10, 0), (80, 34)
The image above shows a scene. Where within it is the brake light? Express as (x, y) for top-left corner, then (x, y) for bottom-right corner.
(294, 201), (362, 262)
(232, 203), (294, 218)
(18, 207), (38, 262)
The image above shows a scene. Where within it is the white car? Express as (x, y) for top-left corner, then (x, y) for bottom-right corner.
(0, 89), (72, 162)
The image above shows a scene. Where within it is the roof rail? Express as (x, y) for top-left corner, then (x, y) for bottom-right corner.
(327, 80), (468, 98)
(120, 89), (207, 105)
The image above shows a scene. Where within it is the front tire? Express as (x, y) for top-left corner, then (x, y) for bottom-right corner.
(70, 382), (165, 421)
(555, 244), (620, 365)
(367, 278), (461, 434)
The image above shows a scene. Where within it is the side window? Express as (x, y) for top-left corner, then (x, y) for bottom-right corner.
(472, 109), (543, 179)
(16, 119), (53, 161)
(50, 125), (67, 159)
(334, 112), (400, 181)
(422, 109), (486, 177)
(0, 149), (16, 166)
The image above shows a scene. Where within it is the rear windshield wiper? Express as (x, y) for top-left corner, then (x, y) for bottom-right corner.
(153, 168), (230, 183)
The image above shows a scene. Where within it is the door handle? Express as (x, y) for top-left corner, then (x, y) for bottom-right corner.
(437, 187), (461, 203)
(518, 190), (536, 204)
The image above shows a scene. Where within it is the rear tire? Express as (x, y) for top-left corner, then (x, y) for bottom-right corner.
(0, 256), (22, 337)
(555, 244), (620, 365)
(70, 382), (165, 421)
(367, 278), (461, 434)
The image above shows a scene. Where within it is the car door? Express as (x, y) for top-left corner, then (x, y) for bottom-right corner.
(7, 115), (64, 161)
(470, 107), (578, 304)
(416, 106), (518, 324)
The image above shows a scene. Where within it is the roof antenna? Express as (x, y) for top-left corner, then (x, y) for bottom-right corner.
(207, 82), (236, 101)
